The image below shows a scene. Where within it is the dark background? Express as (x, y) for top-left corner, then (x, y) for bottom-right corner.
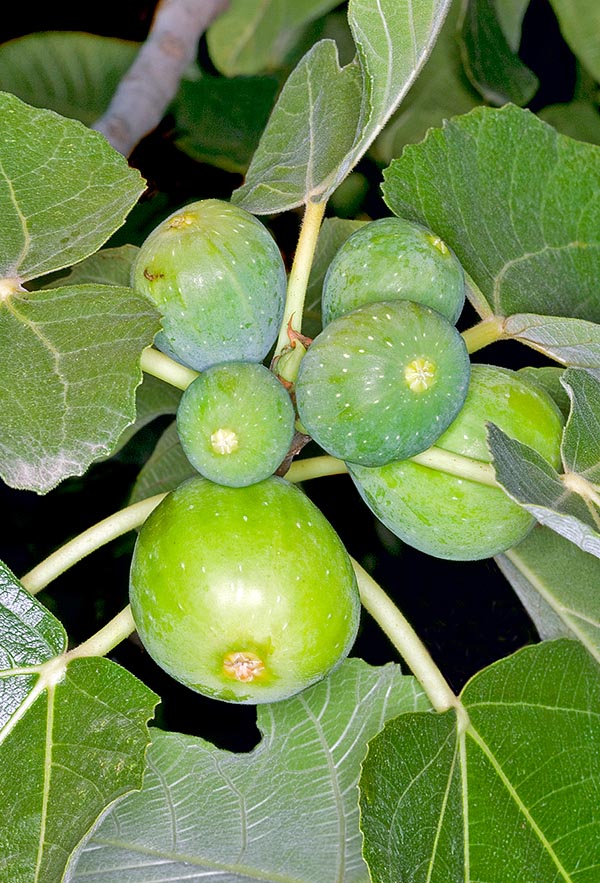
(0, 0), (576, 749)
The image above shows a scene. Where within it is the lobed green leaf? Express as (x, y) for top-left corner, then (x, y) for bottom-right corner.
(234, 0), (452, 213)
(361, 639), (600, 882)
(382, 104), (600, 323)
(0, 564), (158, 883)
(0, 284), (161, 493)
(70, 660), (430, 883)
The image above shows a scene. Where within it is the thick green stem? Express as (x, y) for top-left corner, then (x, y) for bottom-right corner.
(141, 346), (199, 390)
(274, 200), (327, 366)
(352, 558), (462, 715)
(21, 494), (166, 595)
(67, 605), (137, 660)
(461, 317), (506, 354)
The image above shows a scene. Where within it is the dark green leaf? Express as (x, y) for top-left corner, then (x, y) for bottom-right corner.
(0, 284), (161, 493)
(459, 0), (538, 105)
(0, 32), (139, 125)
(206, 0), (342, 76)
(71, 660), (430, 883)
(540, 100), (600, 146)
(382, 104), (600, 322)
(549, 0), (600, 82)
(0, 92), (145, 281)
(129, 421), (195, 504)
(0, 564), (158, 883)
(361, 639), (600, 881)
(173, 74), (280, 173)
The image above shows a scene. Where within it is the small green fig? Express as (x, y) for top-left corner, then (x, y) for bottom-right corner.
(176, 361), (295, 487)
(295, 300), (471, 467)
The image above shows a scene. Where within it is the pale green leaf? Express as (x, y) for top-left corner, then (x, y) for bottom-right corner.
(496, 525), (600, 663)
(206, 0), (342, 76)
(561, 368), (600, 479)
(232, 39), (364, 212)
(0, 284), (161, 493)
(129, 421), (195, 504)
(488, 422), (600, 557)
(549, 0), (600, 82)
(382, 104), (600, 322)
(234, 0), (452, 214)
(361, 639), (600, 882)
(0, 92), (145, 281)
(71, 660), (429, 883)
(0, 563), (158, 883)
(459, 0), (538, 105)
(504, 314), (600, 368)
(0, 32), (139, 125)
(372, 0), (480, 164)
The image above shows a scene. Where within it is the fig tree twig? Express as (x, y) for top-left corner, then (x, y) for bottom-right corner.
(93, 0), (230, 156)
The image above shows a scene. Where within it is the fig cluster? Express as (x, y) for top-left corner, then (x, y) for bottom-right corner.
(129, 200), (564, 704)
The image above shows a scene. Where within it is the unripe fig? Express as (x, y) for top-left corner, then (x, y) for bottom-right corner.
(129, 475), (361, 703)
(349, 364), (564, 560)
(295, 300), (470, 467)
(322, 216), (465, 325)
(176, 361), (295, 487)
(132, 199), (287, 371)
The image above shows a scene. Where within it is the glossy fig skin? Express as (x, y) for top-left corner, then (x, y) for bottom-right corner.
(295, 300), (471, 467)
(349, 364), (564, 561)
(129, 476), (360, 704)
(177, 362), (295, 487)
(322, 216), (465, 326)
(132, 199), (287, 371)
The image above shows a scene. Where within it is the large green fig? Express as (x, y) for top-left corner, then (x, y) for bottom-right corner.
(349, 364), (564, 560)
(132, 199), (287, 371)
(129, 475), (360, 703)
